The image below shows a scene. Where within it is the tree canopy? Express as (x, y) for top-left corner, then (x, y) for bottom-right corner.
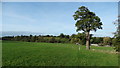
(73, 6), (102, 32)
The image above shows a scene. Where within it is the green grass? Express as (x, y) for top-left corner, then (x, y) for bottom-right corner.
(2, 41), (118, 66)
(0, 40), (2, 67)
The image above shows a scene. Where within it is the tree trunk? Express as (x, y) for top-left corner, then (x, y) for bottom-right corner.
(86, 31), (90, 50)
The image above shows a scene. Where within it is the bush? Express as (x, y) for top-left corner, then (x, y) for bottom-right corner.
(98, 43), (104, 46)
(112, 37), (120, 52)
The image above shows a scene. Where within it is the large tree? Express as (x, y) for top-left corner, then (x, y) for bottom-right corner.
(73, 6), (103, 50)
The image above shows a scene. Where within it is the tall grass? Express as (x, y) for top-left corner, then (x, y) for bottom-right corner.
(2, 41), (118, 66)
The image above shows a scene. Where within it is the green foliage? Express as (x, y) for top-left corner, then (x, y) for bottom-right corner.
(73, 6), (103, 50)
(60, 38), (69, 43)
(59, 33), (65, 38)
(76, 33), (86, 45)
(91, 37), (103, 44)
(103, 37), (112, 45)
(2, 41), (118, 66)
(2, 33), (86, 44)
(112, 16), (120, 52)
(112, 37), (120, 52)
(59, 33), (70, 39)
(70, 38), (80, 43)
(98, 43), (104, 46)
(3, 34), (117, 47)
(73, 6), (102, 32)
(70, 33), (86, 45)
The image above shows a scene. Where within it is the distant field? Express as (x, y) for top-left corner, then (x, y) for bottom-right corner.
(2, 41), (118, 66)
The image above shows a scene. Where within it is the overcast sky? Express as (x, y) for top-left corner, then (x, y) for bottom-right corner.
(2, 2), (118, 37)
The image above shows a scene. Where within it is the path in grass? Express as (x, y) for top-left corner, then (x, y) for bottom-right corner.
(2, 41), (118, 66)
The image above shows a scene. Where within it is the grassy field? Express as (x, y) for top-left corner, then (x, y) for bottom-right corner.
(2, 41), (118, 66)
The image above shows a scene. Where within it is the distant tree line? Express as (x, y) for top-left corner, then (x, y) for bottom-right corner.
(2, 33), (115, 46)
